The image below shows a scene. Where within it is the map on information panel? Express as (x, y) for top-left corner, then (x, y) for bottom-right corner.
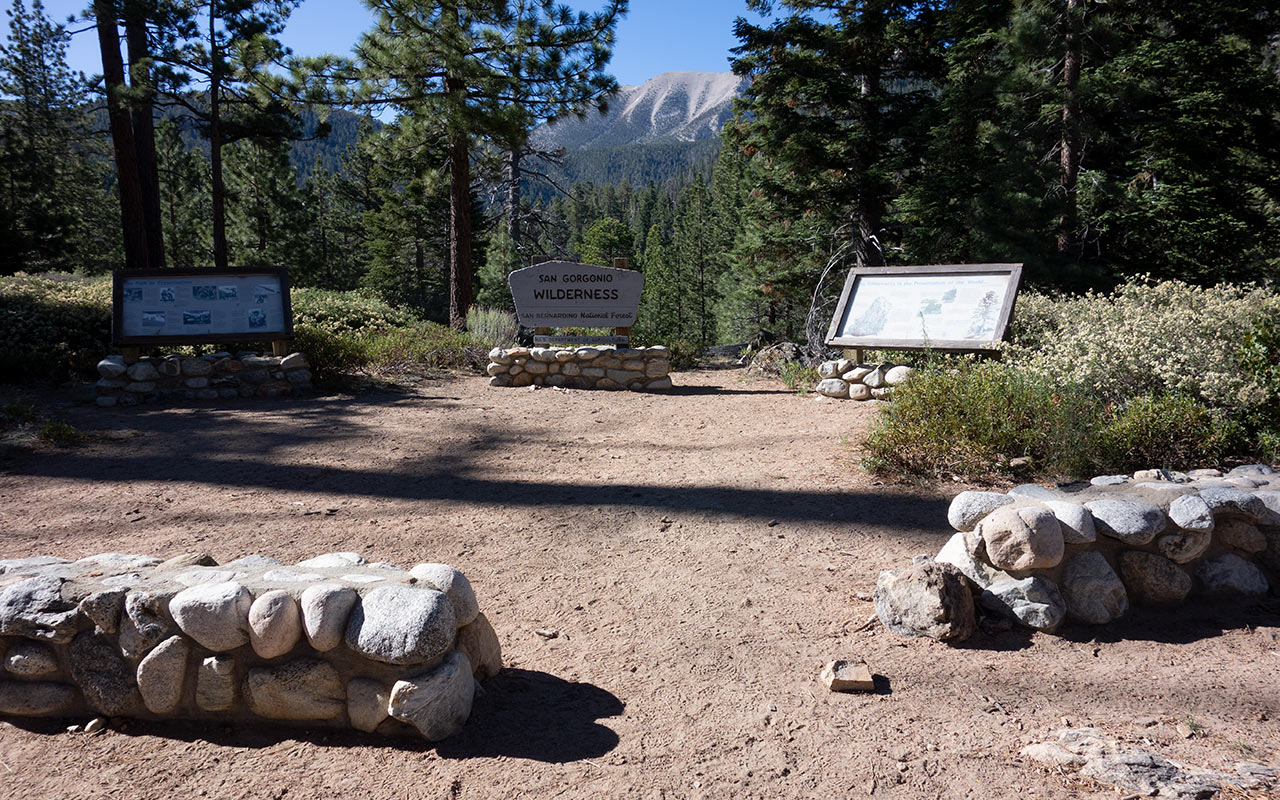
(113, 268), (293, 345)
(826, 265), (1022, 350)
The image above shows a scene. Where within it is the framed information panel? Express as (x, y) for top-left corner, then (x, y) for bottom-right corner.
(825, 264), (1022, 351)
(112, 267), (293, 346)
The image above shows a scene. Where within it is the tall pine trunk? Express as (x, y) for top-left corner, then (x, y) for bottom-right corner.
(1057, 0), (1082, 256)
(505, 148), (520, 250)
(447, 126), (473, 329)
(124, 13), (165, 268)
(209, 4), (228, 269)
(94, 0), (149, 268)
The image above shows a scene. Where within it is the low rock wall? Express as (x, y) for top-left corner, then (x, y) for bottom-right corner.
(813, 361), (914, 400)
(487, 345), (672, 391)
(0, 552), (501, 741)
(94, 352), (313, 407)
(875, 465), (1280, 642)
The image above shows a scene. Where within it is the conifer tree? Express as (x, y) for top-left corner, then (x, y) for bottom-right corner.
(0, 0), (116, 272)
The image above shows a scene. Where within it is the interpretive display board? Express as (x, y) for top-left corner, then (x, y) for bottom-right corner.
(508, 261), (644, 329)
(825, 264), (1022, 351)
(112, 267), (293, 345)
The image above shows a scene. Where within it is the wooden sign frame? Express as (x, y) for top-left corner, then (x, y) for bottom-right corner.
(825, 264), (1023, 352)
(112, 266), (294, 347)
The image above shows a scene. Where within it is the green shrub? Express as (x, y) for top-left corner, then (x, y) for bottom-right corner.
(865, 358), (1255, 481)
(464, 306), (519, 349)
(865, 360), (1102, 479)
(360, 324), (485, 375)
(291, 287), (424, 337)
(38, 420), (80, 446)
(0, 274), (112, 379)
(1098, 394), (1242, 470)
(778, 362), (820, 394)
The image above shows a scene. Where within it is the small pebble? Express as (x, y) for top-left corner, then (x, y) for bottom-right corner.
(84, 717), (107, 734)
(534, 628), (559, 639)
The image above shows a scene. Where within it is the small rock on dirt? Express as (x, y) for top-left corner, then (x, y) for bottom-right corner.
(820, 659), (874, 692)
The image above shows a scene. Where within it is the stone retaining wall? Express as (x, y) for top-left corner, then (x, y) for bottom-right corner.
(0, 552), (501, 741)
(487, 345), (672, 391)
(875, 465), (1280, 642)
(94, 352), (313, 407)
(813, 361), (914, 400)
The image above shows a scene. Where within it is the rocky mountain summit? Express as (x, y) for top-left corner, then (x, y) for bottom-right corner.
(532, 71), (744, 151)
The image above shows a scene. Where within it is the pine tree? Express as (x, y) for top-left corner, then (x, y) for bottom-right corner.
(224, 137), (313, 267)
(0, 0), (116, 273)
(579, 216), (632, 265)
(156, 119), (210, 267)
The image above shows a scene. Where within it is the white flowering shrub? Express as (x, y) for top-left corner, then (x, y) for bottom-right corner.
(1003, 278), (1279, 410)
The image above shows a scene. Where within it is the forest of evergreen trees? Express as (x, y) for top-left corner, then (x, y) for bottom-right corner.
(2, 0), (1278, 349)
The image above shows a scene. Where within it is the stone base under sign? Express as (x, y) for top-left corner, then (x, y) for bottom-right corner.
(94, 352), (313, 407)
(487, 346), (672, 391)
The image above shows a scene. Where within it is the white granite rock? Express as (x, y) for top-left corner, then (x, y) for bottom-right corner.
(1117, 552), (1192, 606)
(409, 564), (479, 627)
(300, 584), (359, 652)
(4, 640), (59, 678)
(169, 581), (253, 652)
(816, 378), (850, 398)
(849, 383), (872, 400)
(981, 577), (1066, 632)
(248, 589), (302, 659)
(1062, 552), (1129, 624)
(347, 678), (391, 733)
(388, 651), (475, 741)
(196, 655), (236, 711)
(345, 586), (457, 665)
(137, 636), (189, 714)
(1216, 519), (1267, 554)
(1167, 494), (1215, 532)
(296, 552), (366, 569)
(1085, 499), (1167, 545)
(884, 365), (915, 386)
(456, 612), (503, 679)
(976, 506), (1064, 572)
(1157, 530), (1213, 564)
(1043, 500), (1097, 544)
(947, 491), (1015, 532)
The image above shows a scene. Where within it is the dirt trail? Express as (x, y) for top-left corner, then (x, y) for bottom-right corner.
(0, 370), (1277, 799)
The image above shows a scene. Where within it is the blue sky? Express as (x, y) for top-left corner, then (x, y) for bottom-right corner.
(42, 0), (767, 87)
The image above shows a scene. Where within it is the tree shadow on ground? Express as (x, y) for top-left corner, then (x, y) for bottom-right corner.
(436, 669), (622, 762)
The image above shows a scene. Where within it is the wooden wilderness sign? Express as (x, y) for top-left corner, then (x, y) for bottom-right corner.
(112, 266), (294, 354)
(825, 264), (1023, 352)
(508, 259), (644, 345)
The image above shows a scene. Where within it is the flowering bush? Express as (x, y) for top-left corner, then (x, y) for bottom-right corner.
(1003, 278), (1279, 410)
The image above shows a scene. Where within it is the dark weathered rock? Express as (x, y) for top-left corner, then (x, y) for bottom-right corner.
(0, 680), (78, 716)
(1118, 551), (1192, 606)
(245, 659), (344, 720)
(70, 630), (139, 716)
(874, 559), (976, 642)
(1197, 554), (1269, 596)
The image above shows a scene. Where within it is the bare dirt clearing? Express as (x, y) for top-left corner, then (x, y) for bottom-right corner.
(1, 369), (1277, 799)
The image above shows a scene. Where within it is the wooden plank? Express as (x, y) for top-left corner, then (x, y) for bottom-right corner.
(271, 340), (291, 356)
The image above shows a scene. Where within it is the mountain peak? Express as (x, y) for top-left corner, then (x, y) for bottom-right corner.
(533, 71), (744, 152)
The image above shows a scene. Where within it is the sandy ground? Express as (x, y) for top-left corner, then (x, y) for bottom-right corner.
(0, 369), (1277, 800)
